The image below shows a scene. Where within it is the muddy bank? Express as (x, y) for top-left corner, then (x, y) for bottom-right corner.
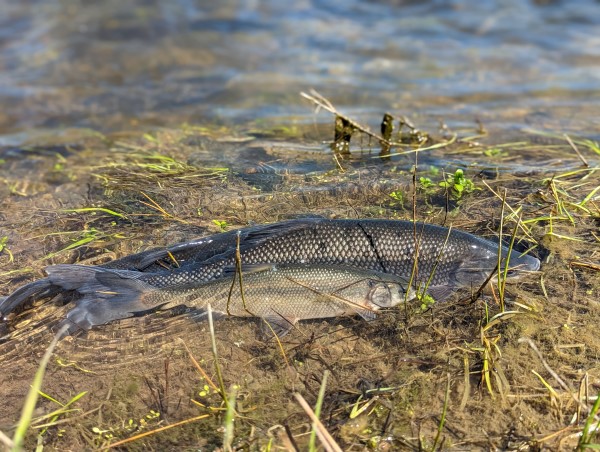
(0, 125), (599, 450)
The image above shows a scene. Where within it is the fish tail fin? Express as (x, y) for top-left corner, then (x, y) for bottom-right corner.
(0, 279), (60, 319)
(46, 265), (166, 333)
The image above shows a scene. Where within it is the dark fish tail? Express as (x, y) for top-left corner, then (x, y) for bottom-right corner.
(46, 265), (164, 333)
(0, 279), (60, 319)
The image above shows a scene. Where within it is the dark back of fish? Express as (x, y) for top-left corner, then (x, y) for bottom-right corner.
(142, 219), (540, 300)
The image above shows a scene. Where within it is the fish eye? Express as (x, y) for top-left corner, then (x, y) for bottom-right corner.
(505, 268), (519, 277)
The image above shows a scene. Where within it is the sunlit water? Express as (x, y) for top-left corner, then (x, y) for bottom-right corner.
(1, 0), (598, 146)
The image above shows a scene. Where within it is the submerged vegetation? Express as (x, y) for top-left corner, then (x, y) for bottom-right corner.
(0, 94), (599, 450)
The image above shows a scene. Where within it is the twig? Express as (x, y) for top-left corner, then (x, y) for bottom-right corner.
(294, 393), (343, 452)
(178, 339), (220, 393)
(563, 133), (589, 167)
(101, 414), (209, 450)
(0, 429), (14, 448)
(520, 337), (571, 392)
(208, 304), (229, 409)
(518, 337), (590, 411)
(570, 261), (600, 272)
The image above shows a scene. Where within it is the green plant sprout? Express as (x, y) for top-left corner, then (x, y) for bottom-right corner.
(388, 189), (405, 208)
(439, 169), (476, 199)
(0, 236), (14, 262)
(212, 219), (229, 231)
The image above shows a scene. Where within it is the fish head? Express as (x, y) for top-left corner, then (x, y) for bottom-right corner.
(501, 247), (541, 276)
(452, 241), (540, 288)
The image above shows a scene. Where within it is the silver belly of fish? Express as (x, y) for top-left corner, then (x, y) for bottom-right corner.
(45, 263), (415, 336)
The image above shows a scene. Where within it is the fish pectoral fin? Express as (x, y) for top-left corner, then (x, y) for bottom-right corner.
(221, 263), (275, 277)
(354, 307), (378, 321)
(260, 314), (298, 338)
(425, 285), (454, 301)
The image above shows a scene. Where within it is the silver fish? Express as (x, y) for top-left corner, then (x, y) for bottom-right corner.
(46, 264), (414, 336)
(1, 219), (540, 322)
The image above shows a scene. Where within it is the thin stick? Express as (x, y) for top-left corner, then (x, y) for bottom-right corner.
(226, 231), (253, 316)
(294, 393), (343, 452)
(179, 339), (220, 393)
(208, 304), (229, 409)
(518, 337), (589, 411)
(563, 133), (589, 167)
(0, 429), (14, 449)
(570, 261), (600, 272)
(262, 319), (291, 369)
(518, 337), (571, 392)
(459, 354), (470, 411)
(235, 232), (252, 315)
(101, 414), (209, 450)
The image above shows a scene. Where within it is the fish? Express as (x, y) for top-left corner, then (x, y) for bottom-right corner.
(46, 264), (414, 336)
(0, 219), (540, 323)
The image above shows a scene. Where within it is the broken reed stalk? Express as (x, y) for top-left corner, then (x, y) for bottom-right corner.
(301, 90), (391, 147)
(563, 133), (589, 167)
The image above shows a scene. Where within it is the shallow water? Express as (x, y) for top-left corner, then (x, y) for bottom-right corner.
(1, 0), (599, 148)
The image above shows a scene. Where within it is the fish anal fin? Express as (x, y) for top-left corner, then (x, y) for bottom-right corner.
(354, 307), (378, 321)
(260, 314), (298, 339)
(425, 285), (454, 302)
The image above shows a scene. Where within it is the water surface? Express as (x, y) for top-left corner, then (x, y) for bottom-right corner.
(1, 0), (598, 146)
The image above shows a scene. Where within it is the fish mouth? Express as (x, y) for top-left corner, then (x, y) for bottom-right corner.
(505, 251), (541, 274)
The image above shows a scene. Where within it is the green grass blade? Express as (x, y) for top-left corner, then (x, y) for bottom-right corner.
(11, 325), (68, 451)
(309, 370), (330, 452)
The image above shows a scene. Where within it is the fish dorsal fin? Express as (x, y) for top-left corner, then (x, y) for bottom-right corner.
(221, 263), (275, 277)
